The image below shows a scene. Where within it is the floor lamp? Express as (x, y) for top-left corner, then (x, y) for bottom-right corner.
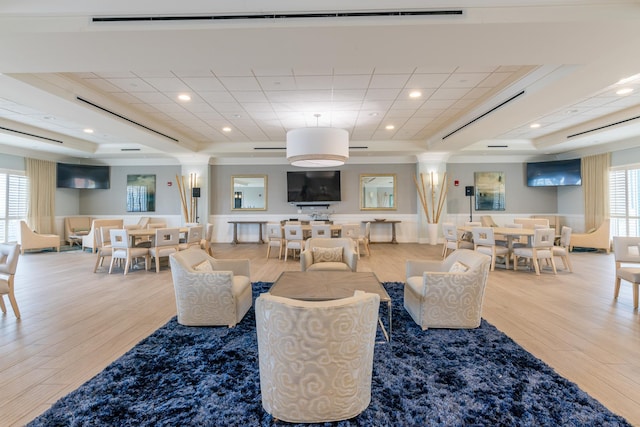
(465, 186), (474, 222)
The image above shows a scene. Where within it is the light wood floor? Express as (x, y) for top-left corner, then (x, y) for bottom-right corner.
(2, 243), (639, 426)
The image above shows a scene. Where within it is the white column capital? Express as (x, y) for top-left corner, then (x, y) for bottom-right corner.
(416, 152), (450, 164)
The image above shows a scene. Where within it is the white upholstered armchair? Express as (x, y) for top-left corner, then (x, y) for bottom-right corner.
(300, 237), (358, 272)
(169, 248), (252, 327)
(256, 291), (380, 423)
(405, 249), (491, 330)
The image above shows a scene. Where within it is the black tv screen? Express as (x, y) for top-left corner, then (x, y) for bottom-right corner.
(56, 163), (110, 189)
(526, 159), (581, 187)
(287, 171), (341, 203)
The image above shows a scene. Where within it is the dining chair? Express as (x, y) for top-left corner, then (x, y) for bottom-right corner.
(552, 226), (573, 272)
(442, 222), (473, 258)
(149, 228), (180, 273)
(340, 223), (362, 258)
(311, 224), (332, 239)
(472, 226), (510, 271)
(612, 236), (640, 309)
(283, 224), (304, 261)
(266, 223), (284, 259)
(200, 223), (215, 256)
(93, 225), (118, 273)
(357, 221), (371, 257)
(513, 228), (557, 275)
(109, 229), (150, 275)
(0, 243), (21, 318)
(179, 225), (204, 251)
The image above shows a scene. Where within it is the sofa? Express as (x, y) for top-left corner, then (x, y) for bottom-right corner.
(570, 219), (611, 253)
(18, 220), (60, 254)
(83, 219), (124, 253)
(64, 216), (92, 245)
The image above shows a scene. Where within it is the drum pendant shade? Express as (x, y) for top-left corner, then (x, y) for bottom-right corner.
(286, 128), (349, 167)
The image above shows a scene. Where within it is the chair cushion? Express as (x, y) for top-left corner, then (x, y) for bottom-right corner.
(449, 261), (469, 273)
(313, 246), (343, 263)
(618, 267), (640, 284)
(307, 262), (352, 271)
(193, 260), (213, 272)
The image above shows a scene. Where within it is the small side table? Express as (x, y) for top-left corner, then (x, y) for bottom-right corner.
(228, 221), (268, 244)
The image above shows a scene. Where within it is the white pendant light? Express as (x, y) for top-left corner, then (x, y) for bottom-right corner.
(286, 127), (349, 167)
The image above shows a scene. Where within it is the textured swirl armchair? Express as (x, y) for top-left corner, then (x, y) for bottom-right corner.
(405, 249), (491, 330)
(256, 291), (380, 424)
(169, 248), (252, 327)
(300, 237), (358, 272)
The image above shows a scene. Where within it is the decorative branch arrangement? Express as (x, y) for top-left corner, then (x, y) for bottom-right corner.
(413, 171), (449, 224)
(176, 173), (198, 223)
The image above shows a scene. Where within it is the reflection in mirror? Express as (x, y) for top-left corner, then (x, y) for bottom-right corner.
(231, 175), (267, 210)
(360, 174), (396, 210)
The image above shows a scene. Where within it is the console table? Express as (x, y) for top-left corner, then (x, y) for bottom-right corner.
(228, 221), (268, 244)
(364, 220), (401, 244)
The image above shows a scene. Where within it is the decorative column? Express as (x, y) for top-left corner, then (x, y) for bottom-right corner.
(415, 152), (449, 245)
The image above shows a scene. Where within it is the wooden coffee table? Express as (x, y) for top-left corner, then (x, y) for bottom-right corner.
(269, 271), (392, 341)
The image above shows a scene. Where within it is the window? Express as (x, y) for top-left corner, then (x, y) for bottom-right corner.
(609, 165), (640, 237)
(0, 170), (28, 243)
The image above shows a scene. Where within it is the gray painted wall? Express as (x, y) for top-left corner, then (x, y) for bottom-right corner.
(210, 163), (417, 215)
(78, 165), (182, 215)
(446, 162), (558, 215)
(7, 145), (640, 219)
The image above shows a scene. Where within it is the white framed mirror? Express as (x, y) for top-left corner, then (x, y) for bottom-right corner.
(231, 175), (267, 211)
(360, 174), (397, 210)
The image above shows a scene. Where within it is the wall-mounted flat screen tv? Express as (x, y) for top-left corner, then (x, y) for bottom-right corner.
(56, 163), (110, 189)
(526, 159), (581, 187)
(287, 170), (341, 203)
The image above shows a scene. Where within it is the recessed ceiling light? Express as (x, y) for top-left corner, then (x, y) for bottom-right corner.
(616, 88), (634, 96)
(385, 125), (395, 130)
(232, 114), (242, 119)
(529, 123), (541, 129)
(222, 127), (232, 132)
(83, 128), (94, 134)
(369, 112), (379, 117)
(178, 94), (191, 101)
(409, 91), (422, 98)
(616, 73), (640, 85)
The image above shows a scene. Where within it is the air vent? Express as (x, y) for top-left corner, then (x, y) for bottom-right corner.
(0, 126), (63, 144)
(93, 10), (463, 23)
(566, 114), (640, 139)
(487, 145), (508, 148)
(442, 90), (526, 140)
(76, 97), (179, 142)
(120, 148), (141, 151)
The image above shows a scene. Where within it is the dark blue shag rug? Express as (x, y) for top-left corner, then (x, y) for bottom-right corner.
(29, 282), (629, 426)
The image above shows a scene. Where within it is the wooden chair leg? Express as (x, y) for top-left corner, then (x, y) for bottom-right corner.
(0, 296), (6, 314)
(8, 289), (20, 318)
(532, 258), (540, 275)
(634, 283), (639, 309)
(614, 277), (622, 299)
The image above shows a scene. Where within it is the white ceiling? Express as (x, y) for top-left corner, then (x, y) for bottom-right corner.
(1, 0), (640, 165)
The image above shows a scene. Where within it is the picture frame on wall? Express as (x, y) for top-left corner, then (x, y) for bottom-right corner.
(127, 174), (156, 212)
(474, 171), (505, 211)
